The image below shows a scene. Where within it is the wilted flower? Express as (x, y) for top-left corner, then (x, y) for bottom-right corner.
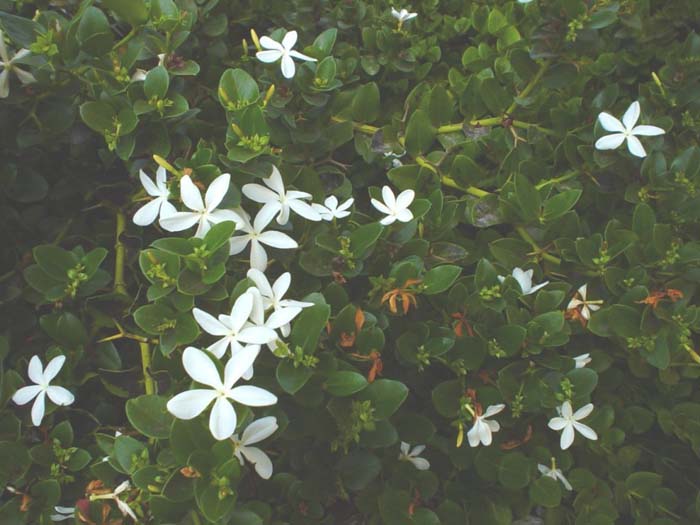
(12, 355), (74, 426)
(90, 481), (137, 521)
(467, 403), (506, 447)
(255, 30), (317, 79)
(398, 442), (430, 470)
(548, 401), (597, 450)
(167, 346), (277, 440)
(538, 459), (572, 491)
(573, 353), (592, 368)
(567, 284), (603, 321)
(232, 416), (278, 479)
(498, 267), (549, 295)
(371, 186), (415, 225)
(595, 101), (665, 158)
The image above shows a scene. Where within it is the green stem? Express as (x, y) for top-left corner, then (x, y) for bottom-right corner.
(536, 171), (579, 190)
(506, 59), (550, 115)
(114, 211), (127, 295)
(113, 28), (138, 51)
(516, 226), (561, 265)
(140, 342), (156, 395)
(441, 176), (491, 198)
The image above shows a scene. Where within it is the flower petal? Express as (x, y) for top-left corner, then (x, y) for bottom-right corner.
(560, 424), (574, 450)
(266, 306), (301, 329)
(370, 198), (391, 215)
(395, 189), (415, 209)
(250, 240), (268, 271)
(594, 133), (626, 151)
(12, 385), (42, 405)
(133, 198), (163, 226)
(573, 403), (594, 420)
(182, 347), (224, 390)
(209, 397), (237, 440)
(139, 170), (159, 196)
(42, 355), (65, 384)
(228, 385), (278, 406)
(381, 186), (396, 209)
(288, 199), (322, 221)
(256, 49), (283, 63)
(160, 211), (200, 232)
(632, 125), (665, 136)
(167, 389), (217, 419)
(272, 272), (291, 300)
(241, 416), (278, 445)
(280, 54), (296, 79)
(193, 308), (230, 336)
(409, 457), (430, 470)
(259, 36), (283, 51)
(395, 208), (414, 223)
(240, 445), (274, 479)
(205, 173), (231, 212)
(258, 231), (298, 249)
(28, 355), (44, 384)
(626, 135), (647, 158)
(597, 112), (625, 133)
(281, 30), (298, 50)
(467, 423), (481, 447)
(180, 175), (204, 211)
(46, 386), (74, 406)
(622, 101), (640, 130)
(229, 235), (251, 255)
(483, 404), (506, 418)
(230, 292), (254, 333)
(573, 422), (598, 441)
(0, 69), (9, 98)
(288, 50), (317, 63)
(208, 338), (231, 359)
(239, 325), (277, 344)
(242, 183), (279, 204)
(31, 391), (46, 426)
(223, 345), (260, 388)
(548, 417), (568, 431)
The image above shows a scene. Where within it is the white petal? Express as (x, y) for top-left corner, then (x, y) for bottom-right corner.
(400, 441), (410, 455)
(556, 471), (573, 491)
(240, 446), (274, 479)
(381, 186), (396, 209)
(281, 30), (298, 50)
(395, 189), (415, 209)
(209, 397), (237, 440)
(467, 423), (481, 447)
(31, 391), (46, 426)
(548, 417), (568, 431)
(160, 211), (200, 232)
(266, 306), (301, 329)
(573, 403), (594, 420)
(230, 292), (254, 333)
(208, 338), (231, 359)
(478, 420), (493, 446)
(12, 385), (42, 405)
(259, 36), (283, 51)
(395, 208), (414, 223)
(512, 268), (531, 294)
(241, 416), (278, 445)
(561, 401), (573, 419)
(288, 50), (317, 63)
(193, 308), (230, 336)
(223, 346), (260, 388)
(156, 166), (168, 189)
(250, 241), (268, 271)
(139, 170), (160, 196)
(632, 125), (665, 136)
(537, 464), (550, 475)
(242, 183), (279, 204)
(379, 215), (397, 226)
(371, 198), (391, 215)
(280, 54), (295, 79)
(256, 49), (283, 63)
(409, 457), (430, 470)
(409, 444), (426, 456)
(247, 268), (273, 298)
(337, 197), (354, 211)
(179, 175), (204, 211)
(182, 347), (224, 390)
(228, 385), (277, 406)
(258, 231), (298, 249)
(43, 356), (66, 385)
(0, 31), (9, 63)
(46, 386), (74, 406)
(560, 424), (575, 450)
(28, 355), (44, 384)
(622, 101), (640, 130)
(116, 499), (138, 521)
(205, 173), (231, 212)
(594, 133), (626, 151)
(573, 422), (598, 441)
(289, 199), (322, 221)
(229, 235), (251, 255)
(0, 69), (9, 98)
(597, 112), (625, 133)
(626, 135), (647, 158)
(264, 166), (285, 194)
(133, 199), (162, 226)
(239, 325), (277, 344)
(483, 404), (506, 418)
(527, 280), (549, 295)
(167, 389), (217, 419)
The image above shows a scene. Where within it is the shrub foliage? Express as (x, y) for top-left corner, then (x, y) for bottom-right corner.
(1, 0), (700, 523)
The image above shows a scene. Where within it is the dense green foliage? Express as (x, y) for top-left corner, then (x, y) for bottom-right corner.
(2, 0), (700, 523)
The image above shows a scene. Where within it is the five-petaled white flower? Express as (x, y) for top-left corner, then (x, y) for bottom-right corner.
(467, 403), (505, 447)
(91, 481), (137, 521)
(243, 166), (321, 225)
(133, 166), (177, 226)
(548, 401), (598, 450)
(398, 442), (430, 470)
(371, 186), (415, 226)
(167, 346), (278, 440)
(256, 30), (317, 79)
(247, 286), (303, 355)
(595, 101), (665, 158)
(0, 30), (36, 98)
(573, 353), (592, 369)
(497, 267), (549, 296)
(13, 355), (74, 426)
(229, 207), (299, 271)
(232, 416), (278, 479)
(391, 8), (418, 24)
(160, 173), (240, 238)
(537, 460), (572, 491)
(246, 268), (312, 337)
(312, 196), (354, 221)
(192, 290), (277, 360)
(567, 284), (602, 321)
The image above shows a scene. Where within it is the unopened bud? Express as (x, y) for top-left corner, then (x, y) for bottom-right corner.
(250, 29), (261, 51)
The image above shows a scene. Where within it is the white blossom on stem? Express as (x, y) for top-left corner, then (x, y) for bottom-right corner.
(595, 101), (665, 158)
(548, 401), (598, 450)
(371, 186), (415, 225)
(229, 208), (298, 271)
(232, 416), (278, 479)
(12, 355), (74, 426)
(160, 173), (240, 238)
(0, 30), (36, 98)
(467, 404), (505, 447)
(133, 166), (177, 226)
(538, 460), (572, 491)
(391, 8), (417, 24)
(91, 481), (137, 521)
(167, 346), (277, 440)
(398, 442), (430, 470)
(567, 284), (602, 321)
(497, 267), (549, 295)
(573, 353), (592, 368)
(247, 286), (302, 352)
(256, 30), (317, 79)
(312, 196), (354, 221)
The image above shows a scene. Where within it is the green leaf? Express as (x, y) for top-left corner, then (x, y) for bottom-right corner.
(357, 379), (408, 419)
(77, 7), (113, 56)
(33, 245), (77, 281)
(289, 300), (330, 354)
(218, 68), (260, 111)
(80, 101), (117, 134)
(114, 435), (147, 473)
(102, 0), (150, 26)
(352, 83), (380, 123)
(0, 12), (44, 47)
(625, 472), (663, 497)
(323, 371), (368, 396)
(423, 265), (461, 295)
(40, 312), (88, 346)
(145, 66), (170, 99)
(350, 222), (383, 258)
(126, 395), (175, 439)
(337, 450), (381, 490)
(313, 28), (337, 56)
(487, 8), (508, 34)
(529, 476), (562, 507)
(405, 109), (436, 157)
(203, 221), (236, 251)
(514, 173), (541, 222)
(276, 360), (313, 395)
(542, 189), (582, 222)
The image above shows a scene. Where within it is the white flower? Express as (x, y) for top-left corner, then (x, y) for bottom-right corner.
(242, 166), (321, 225)
(573, 353), (592, 369)
(246, 268), (312, 337)
(497, 267), (549, 295)
(595, 101), (665, 158)
(398, 442), (430, 470)
(192, 289), (277, 360)
(160, 173), (241, 238)
(50, 506), (75, 522)
(91, 481), (137, 521)
(467, 404), (505, 447)
(133, 167), (177, 226)
(548, 401), (598, 450)
(247, 286), (302, 353)
(229, 207), (298, 271)
(371, 186), (415, 226)
(232, 416), (278, 479)
(255, 30), (317, 79)
(167, 346), (277, 440)
(12, 355), (74, 426)
(0, 30), (36, 98)
(311, 196), (354, 221)
(537, 461), (572, 491)
(391, 8), (418, 23)
(567, 284), (602, 321)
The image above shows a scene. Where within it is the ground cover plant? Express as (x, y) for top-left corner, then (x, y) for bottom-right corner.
(1, 0), (700, 523)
